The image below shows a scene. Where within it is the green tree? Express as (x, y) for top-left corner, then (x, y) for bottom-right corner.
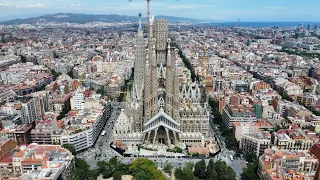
(97, 157), (130, 179)
(20, 55), (27, 63)
(174, 168), (184, 180)
(57, 106), (69, 120)
(206, 159), (218, 180)
(174, 163), (197, 180)
(130, 158), (166, 180)
(176, 45), (197, 82)
(245, 153), (258, 163)
(194, 159), (206, 179)
(185, 162), (194, 171)
(214, 160), (236, 180)
(241, 164), (258, 180)
(87, 169), (99, 180)
(72, 157), (90, 180)
(163, 163), (173, 175)
(113, 171), (123, 180)
(62, 144), (76, 155)
(51, 69), (61, 80)
(68, 70), (74, 79)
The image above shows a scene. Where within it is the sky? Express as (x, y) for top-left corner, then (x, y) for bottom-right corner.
(0, 0), (320, 22)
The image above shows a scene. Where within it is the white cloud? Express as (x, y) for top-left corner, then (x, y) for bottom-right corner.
(0, 3), (10, 7)
(168, 4), (215, 10)
(264, 6), (283, 10)
(168, 5), (197, 10)
(16, 4), (46, 8)
(71, 4), (82, 7)
(212, 16), (225, 21)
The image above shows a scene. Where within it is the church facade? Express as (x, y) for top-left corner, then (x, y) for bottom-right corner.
(113, 16), (209, 149)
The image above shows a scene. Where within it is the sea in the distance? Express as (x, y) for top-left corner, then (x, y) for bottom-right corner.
(202, 22), (320, 28)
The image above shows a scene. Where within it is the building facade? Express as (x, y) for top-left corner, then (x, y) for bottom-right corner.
(222, 104), (257, 128)
(0, 124), (32, 145)
(9, 143), (75, 180)
(114, 17), (209, 148)
(240, 131), (271, 157)
(258, 146), (318, 180)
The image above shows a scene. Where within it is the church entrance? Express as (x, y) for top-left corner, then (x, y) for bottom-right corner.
(158, 138), (165, 144)
(156, 126), (167, 145)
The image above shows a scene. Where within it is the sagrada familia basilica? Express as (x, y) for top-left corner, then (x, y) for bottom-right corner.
(113, 13), (210, 150)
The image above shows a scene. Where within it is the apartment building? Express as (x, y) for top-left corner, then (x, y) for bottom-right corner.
(6, 143), (75, 180)
(222, 104), (257, 128)
(70, 87), (102, 110)
(31, 112), (60, 144)
(240, 131), (271, 157)
(233, 120), (274, 142)
(258, 146), (318, 180)
(0, 138), (18, 179)
(272, 128), (318, 151)
(1, 97), (38, 125)
(55, 102), (111, 152)
(0, 124), (32, 145)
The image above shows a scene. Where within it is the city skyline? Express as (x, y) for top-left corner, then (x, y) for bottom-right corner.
(0, 0), (320, 22)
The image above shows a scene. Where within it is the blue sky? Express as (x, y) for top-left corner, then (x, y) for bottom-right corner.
(0, 0), (319, 22)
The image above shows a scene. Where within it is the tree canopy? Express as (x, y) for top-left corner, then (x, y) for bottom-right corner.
(62, 144), (76, 155)
(163, 163), (173, 175)
(97, 157), (130, 179)
(174, 163), (197, 180)
(194, 159), (206, 179)
(72, 157), (99, 180)
(130, 158), (167, 180)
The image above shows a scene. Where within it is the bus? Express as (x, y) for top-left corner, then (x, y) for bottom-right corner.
(229, 155), (234, 161)
(101, 131), (106, 136)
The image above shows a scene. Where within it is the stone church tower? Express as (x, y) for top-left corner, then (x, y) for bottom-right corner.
(117, 15), (209, 147)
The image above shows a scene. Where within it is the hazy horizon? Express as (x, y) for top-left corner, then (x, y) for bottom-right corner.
(0, 0), (320, 22)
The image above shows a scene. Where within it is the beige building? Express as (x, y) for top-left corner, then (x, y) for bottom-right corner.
(272, 128), (318, 151)
(258, 146), (318, 180)
(233, 120), (274, 142)
(222, 104), (257, 128)
(8, 143), (75, 180)
(240, 131), (271, 157)
(0, 143), (74, 180)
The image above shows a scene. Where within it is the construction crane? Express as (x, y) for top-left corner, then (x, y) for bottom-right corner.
(128, 0), (151, 36)
(128, 0), (179, 37)
(201, 44), (207, 83)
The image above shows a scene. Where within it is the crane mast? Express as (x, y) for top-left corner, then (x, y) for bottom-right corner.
(129, 0), (151, 39)
(202, 44), (207, 84)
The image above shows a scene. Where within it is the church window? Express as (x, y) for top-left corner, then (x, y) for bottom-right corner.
(158, 97), (165, 110)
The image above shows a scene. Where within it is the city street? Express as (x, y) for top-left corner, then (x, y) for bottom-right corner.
(81, 101), (124, 169)
(210, 115), (247, 179)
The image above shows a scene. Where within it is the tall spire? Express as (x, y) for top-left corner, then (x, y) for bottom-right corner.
(133, 12), (146, 101)
(138, 12), (142, 30)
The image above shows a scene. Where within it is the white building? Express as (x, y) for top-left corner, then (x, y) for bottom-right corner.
(70, 87), (102, 111)
(11, 143), (75, 180)
(56, 102), (111, 152)
(240, 131), (271, 157)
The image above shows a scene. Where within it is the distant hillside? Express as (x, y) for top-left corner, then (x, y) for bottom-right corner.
(0, 13), (201, 25)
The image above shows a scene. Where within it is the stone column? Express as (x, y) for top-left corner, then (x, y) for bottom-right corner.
(165, 128), (170, 145)
(173, 132), (177, 145)
(153, 128), (159, 145)
(147, 131), (151, 144)
(142, 133), (146, 144)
